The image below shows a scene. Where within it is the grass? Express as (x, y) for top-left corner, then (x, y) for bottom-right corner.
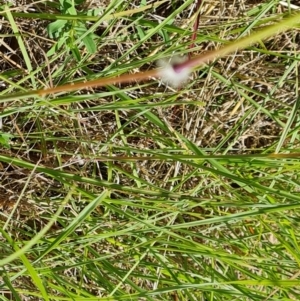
(0, 0), (300, 300)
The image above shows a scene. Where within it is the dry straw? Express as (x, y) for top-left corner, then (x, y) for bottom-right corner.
(0, 12), (300, 101)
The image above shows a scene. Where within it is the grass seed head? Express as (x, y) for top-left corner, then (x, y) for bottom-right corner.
(157, 55), (191, 87)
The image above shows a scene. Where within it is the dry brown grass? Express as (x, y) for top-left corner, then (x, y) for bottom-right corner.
(0, 0), (299, 219)
(0, 2), (300, 299)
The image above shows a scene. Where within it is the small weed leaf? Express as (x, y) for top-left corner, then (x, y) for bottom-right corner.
(47, 0), (97, 60)
(0, 132), (13, 149)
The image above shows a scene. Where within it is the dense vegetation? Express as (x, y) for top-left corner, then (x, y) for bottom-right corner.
(0, 0), (300, 300)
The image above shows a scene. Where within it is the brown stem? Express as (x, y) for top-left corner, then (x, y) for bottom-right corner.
(189, 0), (202, 56)
(37, 69), (159, 96)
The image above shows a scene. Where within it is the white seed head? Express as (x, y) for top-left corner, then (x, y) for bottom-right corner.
(157, 55), (191, 88)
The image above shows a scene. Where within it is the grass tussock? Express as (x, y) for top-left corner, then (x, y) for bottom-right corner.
(0, 0), (300, 300)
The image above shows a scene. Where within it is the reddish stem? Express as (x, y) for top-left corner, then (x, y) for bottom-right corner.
(189, 0), (202, 57)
